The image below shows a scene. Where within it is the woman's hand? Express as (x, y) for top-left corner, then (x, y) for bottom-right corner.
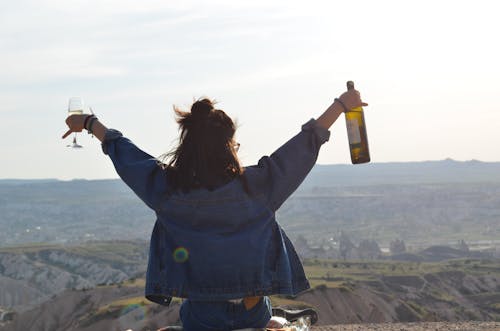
(338, 88), (368, 110)
(316, 88), (368, 130)
(62, 114), (88, 139)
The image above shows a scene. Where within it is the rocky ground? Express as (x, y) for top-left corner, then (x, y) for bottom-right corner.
(311, 321), (500, 331)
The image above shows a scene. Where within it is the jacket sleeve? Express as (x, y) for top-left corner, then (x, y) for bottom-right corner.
(246, 119), (330, 211)
(101, 129), (168, 210)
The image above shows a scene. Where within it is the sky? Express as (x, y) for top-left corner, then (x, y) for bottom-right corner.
(1, 0), (499, 180)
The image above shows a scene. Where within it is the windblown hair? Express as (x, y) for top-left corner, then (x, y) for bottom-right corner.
(163, 98), (244, 192)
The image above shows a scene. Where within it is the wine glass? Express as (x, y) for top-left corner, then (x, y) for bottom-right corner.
(67, 97), (84, 149)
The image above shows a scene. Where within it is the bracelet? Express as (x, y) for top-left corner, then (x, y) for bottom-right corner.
(83, 114), (94, 130)
(87, 117), (98, 135)
(334, 98), (349, 112)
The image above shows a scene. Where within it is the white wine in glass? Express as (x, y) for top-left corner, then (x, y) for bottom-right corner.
(67, 97), (84, 148)
(68, 97), (84, 115)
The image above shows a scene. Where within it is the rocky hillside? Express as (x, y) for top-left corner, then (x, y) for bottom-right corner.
(297, 270), (500, 325)
(1, 241), (499, 330)
(2, 264), (500, 330)
(0, 241), (147, 309)
(0, 285), (180, 331)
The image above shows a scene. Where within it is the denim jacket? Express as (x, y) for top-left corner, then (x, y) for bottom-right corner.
(102, 119), (330, 306)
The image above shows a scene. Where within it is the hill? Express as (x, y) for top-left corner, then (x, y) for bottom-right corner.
(0, 284), (180, 331)
(303, 159), (500, 187)
(0, 241), (148, 310)
(1, 160), (500, 250)
(1, 248), (499, 330)
(1, 159), (500, 329)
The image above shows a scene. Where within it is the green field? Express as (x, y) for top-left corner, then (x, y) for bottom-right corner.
(302, 258), (500, 288)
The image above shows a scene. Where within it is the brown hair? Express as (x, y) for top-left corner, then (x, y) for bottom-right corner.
(163, 98), (244, 192)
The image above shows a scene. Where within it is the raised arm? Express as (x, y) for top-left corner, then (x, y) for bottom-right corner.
(245, 87), (368, 211)
(62, 114), (107, 142)
(62, 114), (168, 210)
(316, 88), (368, 129)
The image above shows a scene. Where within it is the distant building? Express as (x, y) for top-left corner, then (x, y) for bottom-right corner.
(293, 235), (339, 260)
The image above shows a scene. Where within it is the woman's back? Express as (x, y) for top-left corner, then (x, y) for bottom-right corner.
(62, 87), (368, 330)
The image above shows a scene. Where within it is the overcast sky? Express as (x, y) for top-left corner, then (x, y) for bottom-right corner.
(1, 0), (499, 179)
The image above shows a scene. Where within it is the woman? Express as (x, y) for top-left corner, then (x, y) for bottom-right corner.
(62, 88), (367, 331)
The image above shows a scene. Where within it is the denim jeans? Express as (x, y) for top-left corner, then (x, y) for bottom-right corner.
(180, 296), (272, 331)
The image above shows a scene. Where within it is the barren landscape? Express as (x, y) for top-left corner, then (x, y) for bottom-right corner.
(1, 161), (500, 330)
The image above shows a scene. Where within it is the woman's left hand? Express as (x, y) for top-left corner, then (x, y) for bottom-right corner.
(338, 88), (368, 111)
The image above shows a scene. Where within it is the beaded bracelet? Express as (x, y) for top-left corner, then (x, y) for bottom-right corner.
(83, 114), (94, 130)
(334, 98), (349, 112)
(87, 116), (98, 135)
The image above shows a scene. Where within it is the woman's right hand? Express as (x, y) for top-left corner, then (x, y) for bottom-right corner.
(62, 114), (88, 139)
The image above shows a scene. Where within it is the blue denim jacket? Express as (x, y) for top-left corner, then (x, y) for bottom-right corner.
(102, 119), (330, 306)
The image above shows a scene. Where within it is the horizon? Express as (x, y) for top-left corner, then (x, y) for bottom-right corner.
(1, 157), (499, 181)
(2, 1), (499, 179)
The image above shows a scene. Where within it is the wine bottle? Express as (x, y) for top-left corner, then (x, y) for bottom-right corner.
(345, 81), (370, 164)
